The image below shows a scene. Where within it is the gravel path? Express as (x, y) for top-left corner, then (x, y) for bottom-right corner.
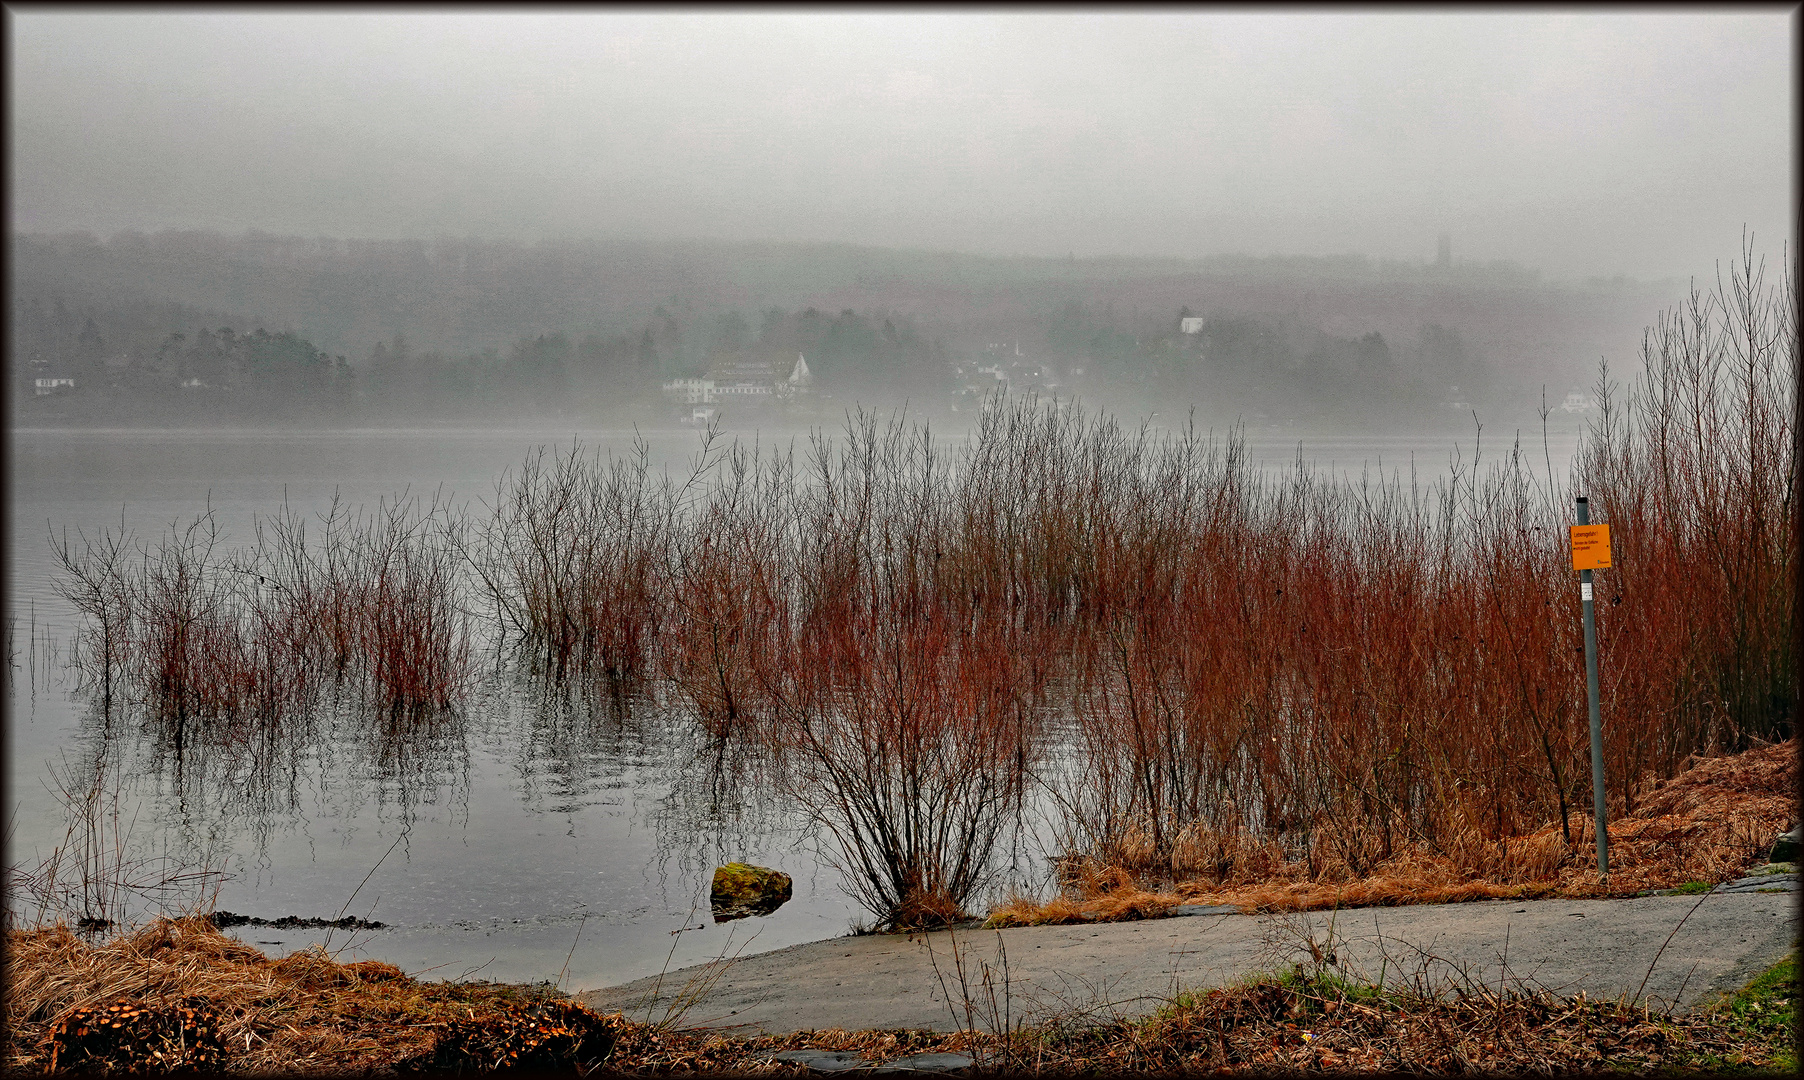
(579, 877), (1798, 1035)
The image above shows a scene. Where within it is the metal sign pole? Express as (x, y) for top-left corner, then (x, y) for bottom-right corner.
(1576, 496), (1608, 876)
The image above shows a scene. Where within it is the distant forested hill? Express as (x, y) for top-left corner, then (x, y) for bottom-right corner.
(10, 230), (1680, 428)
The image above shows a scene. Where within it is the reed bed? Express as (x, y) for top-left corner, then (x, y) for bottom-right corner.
(990, 734), (1797, 925)
(53, 490), (472, 742)
(46, 241), (1795, 932)
(635, 416), (1057, 927)
(654, 242), (1789, 924)
(471, 437), (674, 689)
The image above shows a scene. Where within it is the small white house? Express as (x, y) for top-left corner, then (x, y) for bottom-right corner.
(34, 377), (74, 396)
(1559, 391), (1595, 414)
(1180, 316), (1206, 334)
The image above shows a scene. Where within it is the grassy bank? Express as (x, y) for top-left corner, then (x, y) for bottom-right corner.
(4, 913), (1793, 1074)
(3, 916), (621, 1073)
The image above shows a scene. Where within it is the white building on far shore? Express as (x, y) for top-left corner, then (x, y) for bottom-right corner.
(663, 354), (815, 408)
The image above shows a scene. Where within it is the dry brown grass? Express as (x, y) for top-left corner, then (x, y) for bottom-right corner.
(993, 737), (1798, 924)
(3, 911), (1789, 1074)
(1019, 971), (1792, 1074)
(2, 915), (618, 1073)
(456, 971), (1796, 1074)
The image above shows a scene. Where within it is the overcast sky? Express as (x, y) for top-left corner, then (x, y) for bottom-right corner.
(8, 9), (1794, 280)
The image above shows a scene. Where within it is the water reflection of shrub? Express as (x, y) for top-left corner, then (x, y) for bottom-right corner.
(490, 675), (661, 815)
(124, 683), (471, 861)
(650, 728), (798, 892)
(5, 742), (230, 932)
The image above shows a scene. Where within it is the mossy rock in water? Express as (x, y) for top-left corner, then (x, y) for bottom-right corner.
(711, 862), (793, 922)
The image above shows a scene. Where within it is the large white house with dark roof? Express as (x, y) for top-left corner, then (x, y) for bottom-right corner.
(663, 354), (815, 407)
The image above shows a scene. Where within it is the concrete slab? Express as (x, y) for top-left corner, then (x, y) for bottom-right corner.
(579, 891), (1798, 1035)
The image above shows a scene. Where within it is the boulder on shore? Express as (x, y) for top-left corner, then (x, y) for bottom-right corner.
(710, 863), (793, 922)
(1768, 825), (1800, 864)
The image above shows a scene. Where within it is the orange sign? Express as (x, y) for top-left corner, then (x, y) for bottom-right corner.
(1570, 524), (1612, 570)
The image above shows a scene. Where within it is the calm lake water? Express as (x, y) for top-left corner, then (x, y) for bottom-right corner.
(5, 419), (1584, 991)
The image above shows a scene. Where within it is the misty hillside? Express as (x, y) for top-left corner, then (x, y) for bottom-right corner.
(11, 230), (1682, 429)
